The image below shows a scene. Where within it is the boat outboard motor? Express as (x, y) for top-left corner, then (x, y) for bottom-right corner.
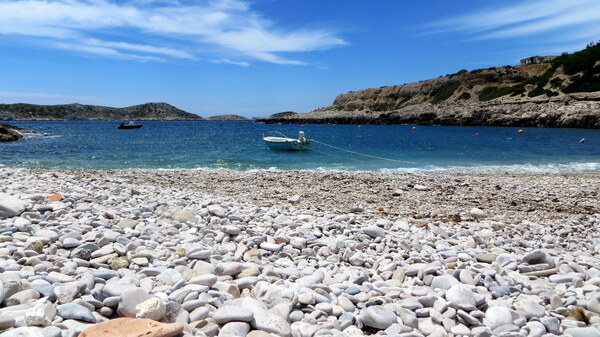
(298, 131), (307, 145)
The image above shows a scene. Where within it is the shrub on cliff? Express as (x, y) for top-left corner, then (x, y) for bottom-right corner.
(431, 82), (460, 103)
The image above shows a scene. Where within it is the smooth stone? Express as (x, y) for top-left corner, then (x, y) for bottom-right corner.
(189, 307), (209, 322)
(136, 298), (166, 321)
(0, 327), (45, 337)
(93, 269), (120, 280)
(451, 324), (470, 336)
(338, 296), (355, 312)
(62, 238), (81, 249)
(215, 262), (244, 276)
(485, 306), (513, 329)
(219, 322), (250, 337)
(526, 321), (546, 337)
(172, 210), (196, 223)
(446, 284), (476, 307)
(358, 306), (397, 330)
(362, 226), (385, 239)
(207, 205), (226, 217)
(563, 327), (600, 337)
(514, 299), (545, 319)
(54, 284), (81, 304)
(540, 316), (560, 334)
(213, 305), (254, 324)
(259, 242), (282, 252)
(588, 298), (600, 314)
(0, 316), (15, 330)
(6, 289), (40, 306)
(236, 298), (290, 337)
(0, 193), (27, 217)
(469, 208), (486, 219)
(188, 250), (211, 260)
(78, 317), (184, 337)
(475, 253), (498, 264)
(522, 249), (554, 267)
(117, 219), (138, 229)
(431, 275), (459, 290)
(57, 303), (96, 323)
(117, 288), (151, 318)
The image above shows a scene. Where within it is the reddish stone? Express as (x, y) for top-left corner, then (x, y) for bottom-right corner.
(48, 193), (62, 201)
(78, 317), (183, 337)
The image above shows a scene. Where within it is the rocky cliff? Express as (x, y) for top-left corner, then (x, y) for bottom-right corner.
(259, 44), (600, 128)
(0, 102), (204, 121)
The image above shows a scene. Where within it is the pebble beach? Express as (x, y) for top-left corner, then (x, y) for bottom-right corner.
(1, 167), (600, 337)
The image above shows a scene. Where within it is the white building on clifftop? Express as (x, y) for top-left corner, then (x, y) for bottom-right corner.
(520, 55), (557, 65)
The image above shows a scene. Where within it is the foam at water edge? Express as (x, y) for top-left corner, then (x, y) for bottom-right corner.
(151, 162), (600, 173)
(378, 162), (600, 174)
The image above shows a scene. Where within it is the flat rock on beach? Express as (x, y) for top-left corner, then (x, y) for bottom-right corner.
(78, 317), (183, 337)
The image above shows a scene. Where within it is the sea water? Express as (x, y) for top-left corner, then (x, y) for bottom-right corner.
(2, 121), (599, 173)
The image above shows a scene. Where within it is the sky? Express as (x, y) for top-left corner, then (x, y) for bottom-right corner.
(0, 0), (599, 118)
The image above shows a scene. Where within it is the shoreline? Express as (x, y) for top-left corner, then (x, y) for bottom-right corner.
(1, 167), (600, 336)
(12, 168), (600, 223)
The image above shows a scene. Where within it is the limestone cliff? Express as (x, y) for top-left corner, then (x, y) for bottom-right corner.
(259, 44), (600, 128)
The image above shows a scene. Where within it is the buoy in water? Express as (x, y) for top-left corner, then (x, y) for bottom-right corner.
(580, 138), (586, 143)
(358, 125), (362, 128)
(412, 126), (417, 130)
(475, 132), (479, 136)
(518, 129), (524, 134)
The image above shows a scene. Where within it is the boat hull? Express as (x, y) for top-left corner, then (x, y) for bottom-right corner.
(117, 125), (143, 129)
(263, 137), (310, 151)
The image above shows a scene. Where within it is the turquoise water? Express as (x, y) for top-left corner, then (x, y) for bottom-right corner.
(2, 121), (599, 172)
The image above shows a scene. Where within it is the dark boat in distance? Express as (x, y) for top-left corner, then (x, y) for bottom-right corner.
(118, 121), (143, 129)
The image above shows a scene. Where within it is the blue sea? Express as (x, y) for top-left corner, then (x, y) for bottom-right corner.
(2, 121), (599, 173)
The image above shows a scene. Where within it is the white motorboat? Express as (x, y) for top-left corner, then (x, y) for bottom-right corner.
(263, 131), (310, 151)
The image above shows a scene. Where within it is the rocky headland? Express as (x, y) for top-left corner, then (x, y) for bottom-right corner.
(259, 44), (600, 128)
(0, 102), (203, 121)
(0, 122), (40, 142)
(1, 167), (600, 336)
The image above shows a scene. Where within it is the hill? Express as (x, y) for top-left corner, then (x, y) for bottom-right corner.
(259, 43), (600, 128)
(0, 102), (204, 121)
(207, 115), (249, 121)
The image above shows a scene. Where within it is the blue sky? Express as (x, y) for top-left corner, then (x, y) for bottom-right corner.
(1, 0), (599, 117)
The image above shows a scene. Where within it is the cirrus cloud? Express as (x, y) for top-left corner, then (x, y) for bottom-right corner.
(426, 0), (600, 49)
(0, 0), (346, 65)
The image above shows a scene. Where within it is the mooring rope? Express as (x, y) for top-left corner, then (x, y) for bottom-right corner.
(310, 139), (415, 164)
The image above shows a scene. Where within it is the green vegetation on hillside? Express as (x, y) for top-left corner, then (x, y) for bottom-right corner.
(431, 82), (460, 103)
(553, 42), (600, 93)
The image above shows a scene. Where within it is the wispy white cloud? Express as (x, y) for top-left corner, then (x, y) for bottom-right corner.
(211, 58), (251, 67)
(0, 0), (345, 65)
(427, 0), (600, 45)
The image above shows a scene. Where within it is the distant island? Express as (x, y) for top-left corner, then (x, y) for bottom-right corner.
(207, 115), (249, 121)
(258, 43), (600, 128)
(0, 102), (203, 121)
